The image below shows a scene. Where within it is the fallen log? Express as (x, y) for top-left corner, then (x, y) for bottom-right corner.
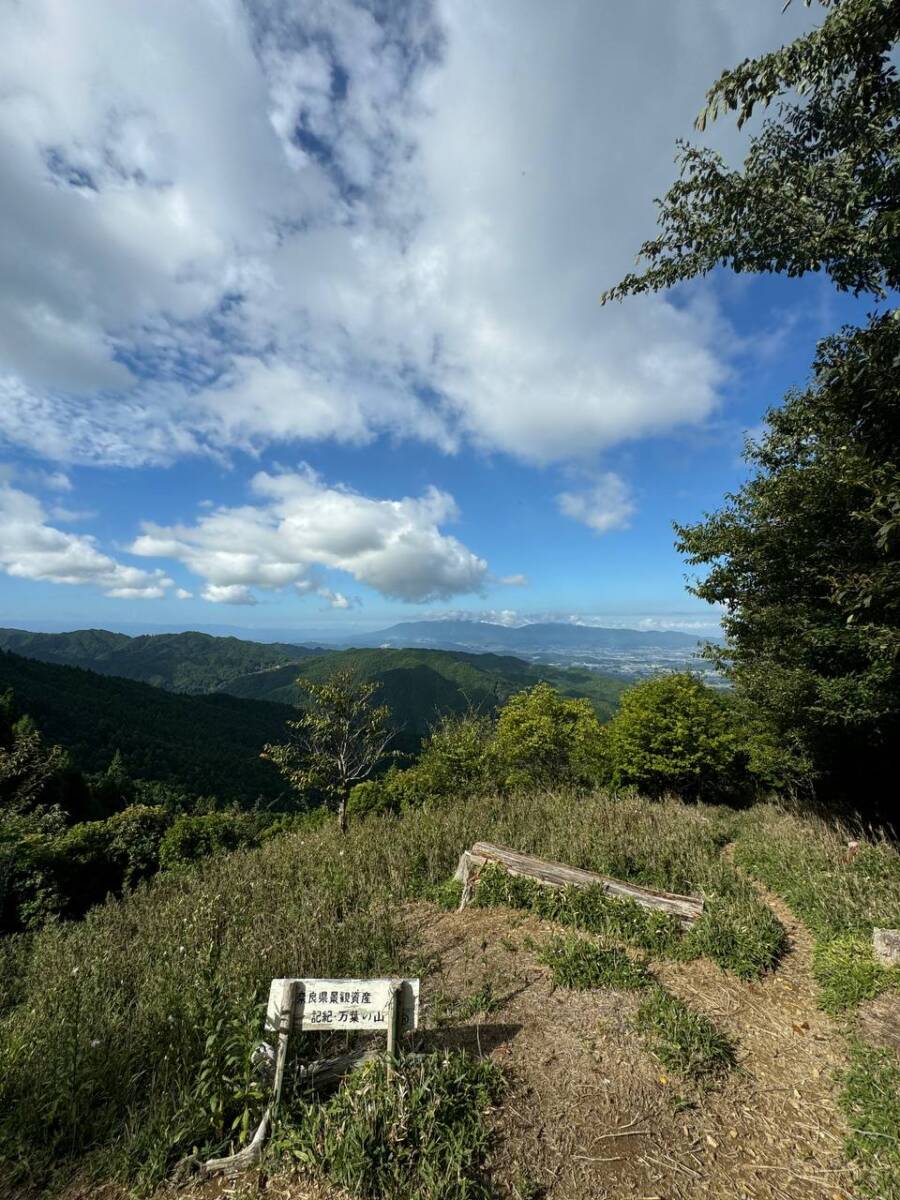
(454, 841), (703, 927)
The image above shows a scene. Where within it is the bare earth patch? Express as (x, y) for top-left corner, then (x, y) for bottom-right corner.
(406, 891), (855, 1200)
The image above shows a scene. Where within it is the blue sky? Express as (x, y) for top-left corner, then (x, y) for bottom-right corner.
(0, 1), (872, 639)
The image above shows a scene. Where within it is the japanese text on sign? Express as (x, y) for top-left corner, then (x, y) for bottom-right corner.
(266, 977), (419, 1034)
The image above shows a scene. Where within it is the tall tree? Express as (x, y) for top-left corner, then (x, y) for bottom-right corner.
(603, 0), (900, 807)
(676, 315), (900, 800)
(262, 670), (395, 832)
(602, 0), (900, 303)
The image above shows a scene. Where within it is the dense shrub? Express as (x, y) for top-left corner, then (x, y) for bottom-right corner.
(599, 673), (749, 801)
(349, 711), (496, 815)
(157, 811), (269, 870)
(490, 683), (604, 791)
(2, 805), (172, 931)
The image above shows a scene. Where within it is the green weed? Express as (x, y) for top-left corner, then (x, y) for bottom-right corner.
(279, 1052), (504, 1200)
(474, 866), (684, 955)
(475, 862), (785, 978)
(813, 935), (900, 1014)
(734, 805), (900, 1010)
(539, 935), (651, 991)
(840, 1042), (900, 1200)
(634, 987), (736, 1080)
(683, 886), (788, 980)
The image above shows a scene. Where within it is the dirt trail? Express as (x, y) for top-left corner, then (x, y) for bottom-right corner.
(406, 880), (856, 1200)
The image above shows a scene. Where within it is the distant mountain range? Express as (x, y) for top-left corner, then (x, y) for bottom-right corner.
(331, 619), (714, 653)
(322, 618), (720, 678)
(0, 621), (719, 707)
(0, 627), (628, 762)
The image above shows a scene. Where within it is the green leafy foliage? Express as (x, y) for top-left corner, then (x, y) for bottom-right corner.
(599, 673), (750, 801)
(280, 1053), (504, 1200)
(539, 935), (652, 991)
(4, 805), (172, 931)
(676, 316), (900, 805)
(157, 811), (269, 871)
(490, 683), (605, 791)
(603, 0), (900, 302)
(263, 669), (396, 831)
(634, 987), (736, 1080)
(355, 710), (497, 814)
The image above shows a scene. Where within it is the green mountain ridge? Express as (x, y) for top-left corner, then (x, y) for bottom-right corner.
(0, 627), (322, 694)
(0, 650), (291, 804)
(223, 646), (626, 749)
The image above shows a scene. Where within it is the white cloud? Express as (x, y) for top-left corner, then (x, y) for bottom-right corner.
(557, 473), (636, 534)
(203, 583), (258, 606)
(0, 0), (815, 469)
(498, 574), (528, 587)
(175, 587), (193, 600)
(130, 466), (489, 605)
(0, 481), (171, 598)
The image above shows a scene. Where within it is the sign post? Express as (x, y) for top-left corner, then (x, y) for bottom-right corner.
(177, 975), (418, 1182)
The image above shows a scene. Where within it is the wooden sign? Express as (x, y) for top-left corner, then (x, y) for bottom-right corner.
(266, 977), (419, 1037)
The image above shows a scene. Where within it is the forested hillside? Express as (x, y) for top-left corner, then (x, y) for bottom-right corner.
(0, 628), (322, 693)
(0, 651), (289, 803)
(223, 646), (626, 747)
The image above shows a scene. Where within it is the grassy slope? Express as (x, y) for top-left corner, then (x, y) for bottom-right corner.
(0, 628), (322, 694)
(0, 791), (765, 1193)
(223, 647), (626, 745)
(1, 792), (897, 1197)
(0, 650), (290, 803)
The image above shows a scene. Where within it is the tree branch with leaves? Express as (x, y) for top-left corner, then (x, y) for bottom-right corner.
(603, 0), (900, 303)
(261, 670), (396, 833)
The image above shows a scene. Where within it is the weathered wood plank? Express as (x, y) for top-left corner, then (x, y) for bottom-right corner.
(461, 841), (704, 926)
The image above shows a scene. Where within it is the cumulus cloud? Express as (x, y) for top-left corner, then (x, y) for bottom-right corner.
(0, 481), (171, 598)
(130, 466), (489, 605)
(557, 473), (636, 535)
(0, 0), (814, 469)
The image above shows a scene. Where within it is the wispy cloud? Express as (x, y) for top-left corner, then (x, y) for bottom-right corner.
(556, 472), (636, 534)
